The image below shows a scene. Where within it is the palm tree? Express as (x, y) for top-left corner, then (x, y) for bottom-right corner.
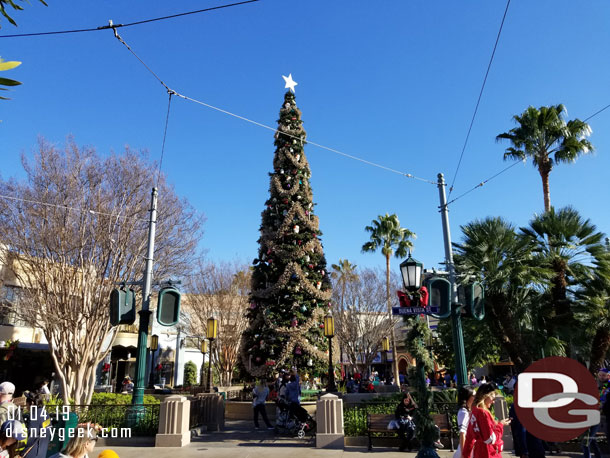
(454, 217), (545, 371)
(496, 104), (593, 212)
(331, 259), (358, 312)
(362, 213), (415, 384)
(521, 207), (610, 352)
(577, 273), (610, 374)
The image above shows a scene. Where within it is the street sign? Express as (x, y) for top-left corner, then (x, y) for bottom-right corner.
(392, 306), (439, 316)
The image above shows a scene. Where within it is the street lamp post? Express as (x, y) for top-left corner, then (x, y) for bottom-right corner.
(148, 334), (159, 388)
(323, 312), (337, 392)
(437, 172), (467, 387)
(200, 339), (208, 388)
(206, 317), (218, 393)
(382, 336), (390, 383)
(399, 255), (440, 457)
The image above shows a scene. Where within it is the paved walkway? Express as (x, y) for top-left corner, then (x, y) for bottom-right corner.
(96, 421), (604, 458)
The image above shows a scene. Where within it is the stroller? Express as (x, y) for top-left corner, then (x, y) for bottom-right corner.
(274, 398), (316, 439)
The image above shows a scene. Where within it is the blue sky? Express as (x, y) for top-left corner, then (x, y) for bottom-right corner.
(2, 1), (610, 276)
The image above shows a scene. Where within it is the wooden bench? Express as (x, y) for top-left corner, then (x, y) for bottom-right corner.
(366, 412), (455, 451)
(367, 413), (397, 451)
(432, 412), (455, 451)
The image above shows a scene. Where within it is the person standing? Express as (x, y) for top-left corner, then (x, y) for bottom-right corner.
(462, 383), (511, 458)
(252, 380), (273, 430)
(582, 368), (609, 458)
(0, 383), (17, 425)
(453, 386), (475, 458)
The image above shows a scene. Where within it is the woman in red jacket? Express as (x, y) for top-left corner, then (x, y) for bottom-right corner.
(462, 382), (511, 458)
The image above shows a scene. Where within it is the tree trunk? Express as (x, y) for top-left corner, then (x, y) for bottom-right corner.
(589, 326), (610, 375)
(385, 254), (400, 385)
(539, 163), (552, 212)
(485, 292), (534, 372)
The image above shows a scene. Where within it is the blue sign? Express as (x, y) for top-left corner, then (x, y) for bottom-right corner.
(392, 306), (439, 316)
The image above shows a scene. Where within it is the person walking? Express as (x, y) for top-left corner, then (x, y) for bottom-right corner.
(252, 380), (273, 430)
(453, 386), (475, 458)
(0, 383), (17, 425)
(462, 383), (511, 458)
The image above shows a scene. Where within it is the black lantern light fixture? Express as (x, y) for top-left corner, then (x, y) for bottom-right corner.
(400, 252), (423, 291)
(148, 334), (159, 388)
(200, 339), (208, 387)
(206, 317), (218, 393)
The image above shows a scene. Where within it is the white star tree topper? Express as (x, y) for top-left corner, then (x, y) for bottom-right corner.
(282, 73), (298, 93)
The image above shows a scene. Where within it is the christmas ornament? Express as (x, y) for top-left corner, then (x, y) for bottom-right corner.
(307, 359), (313, 366)
(301, 305), (307, 312)
(296, 154), (301, 161)
(291, 317), (298, 327)
(295, 346), (302, 355)
(293, 225), (300, 233)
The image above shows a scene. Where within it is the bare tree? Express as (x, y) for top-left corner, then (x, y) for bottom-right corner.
(332, 267), (398, 375)
(183, 260), (250, 387)
(0, 138), (204, 404)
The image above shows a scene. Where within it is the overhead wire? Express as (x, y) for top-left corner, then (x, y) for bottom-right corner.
(157, 92), (174, 187)
(108, 27), (438, 185)
(0, 0), (259, 38)
(448, 0), (511, 197)
(0, 193), (150, 222)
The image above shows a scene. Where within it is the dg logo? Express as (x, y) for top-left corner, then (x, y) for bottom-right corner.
(515, 356), (599, 441)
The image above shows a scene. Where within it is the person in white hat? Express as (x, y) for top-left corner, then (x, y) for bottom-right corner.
(0, 383), (17, 426)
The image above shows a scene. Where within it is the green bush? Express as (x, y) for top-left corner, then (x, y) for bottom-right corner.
(89, 392), (160, 405)
(184, 361), (198, 387)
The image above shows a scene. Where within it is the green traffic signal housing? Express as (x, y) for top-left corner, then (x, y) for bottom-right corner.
(157, 286), (181, 326)
(458, 282), (485, 320)
(425, 276), (452, 319)
(109, 287), (136, 326)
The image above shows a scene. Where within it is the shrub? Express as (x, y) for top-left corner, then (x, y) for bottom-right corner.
(184, 361), (198, 387)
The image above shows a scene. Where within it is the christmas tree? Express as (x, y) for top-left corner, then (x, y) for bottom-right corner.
(240, 86), (333, 378)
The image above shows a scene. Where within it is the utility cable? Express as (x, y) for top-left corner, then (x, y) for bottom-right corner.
(157, 92), (173, 187)
(448, 0), (511, 197)
(0, 0), (259, 38)
(445, 161), (520, 207)
(176, 93), (437, 184)
(0, 193), (150, 221)
(109, 29), (438, 185)
(584, 103), (610, 122)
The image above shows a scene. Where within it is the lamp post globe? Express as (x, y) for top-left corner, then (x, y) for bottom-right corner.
(323, 312), (336, 392)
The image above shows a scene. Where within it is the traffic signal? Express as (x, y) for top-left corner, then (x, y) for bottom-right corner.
(109, 287), (136, 326)
(157, 287), (181, 326)
(458, 282), (485, 320)
(425, 276), (451, 319)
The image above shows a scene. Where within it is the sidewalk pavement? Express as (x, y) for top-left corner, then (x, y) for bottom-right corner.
(97, 421), (602, 458)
